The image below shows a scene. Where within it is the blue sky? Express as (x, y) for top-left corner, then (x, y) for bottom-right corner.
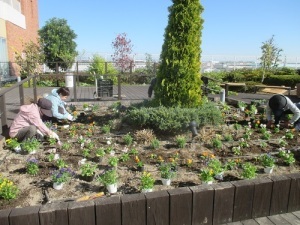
(38, 0), (300, 60)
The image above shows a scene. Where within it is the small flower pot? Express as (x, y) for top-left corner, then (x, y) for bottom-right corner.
(240, 107), (245, 112)
(264, 166), (274, 174)
(137, 165), (144, 172)
(106, 183), (117, 194)
(53, 153), (60, 160)
(202, 180), (213, 185)
(214, 172), (224, 180)
(141, 188), (153, 193)
(80, 174), (95, 182)
(161, 178), (171, 186)
(28, 150), (37, 155)
(53, 182), (64, 190)
(78, 158), (87, 165)
(14, 146), (22, 153)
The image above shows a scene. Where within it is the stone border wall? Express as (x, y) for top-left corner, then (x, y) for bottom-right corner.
(0, 173), (300, 225)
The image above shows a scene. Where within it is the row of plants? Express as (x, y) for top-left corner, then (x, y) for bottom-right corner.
(2, 102), (299, 202)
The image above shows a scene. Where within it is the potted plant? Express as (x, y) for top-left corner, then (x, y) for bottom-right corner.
(159, 163), (176, 186)
(51, 167), (74, 190)
(26, 157), (39, 176)
(21, 137), (41, 154)
(199, 168), (214, 184)
(241, 162), (257, 179)
(238, 101), (247, 111)
(259, 154), (275, 173)
(5, 138), (21, 152)
(134, 156), (144, 171)
(95, 147), (106, 162)
(98, 169), (118, 194)
(140, 172), (155, 193)
(207, 158), (224, 180)
(79, 162), (97, 182)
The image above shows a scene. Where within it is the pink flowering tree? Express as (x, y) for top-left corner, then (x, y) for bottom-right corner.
(111, 33), (134, 73)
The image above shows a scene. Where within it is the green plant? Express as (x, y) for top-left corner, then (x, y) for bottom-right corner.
(0, 174), (19, 200)
(285, 129), (294, 139)
(278, 150), (295, 165)
(80, 163), (97, 177)
(129, 148), (139, 156)
(175, 135), (187, 148)
(150, 138), (160, 149)
(108, 156), (119, 167)
(159, 163), (176, 179)
(21, 137), (41, 153)
(26, 158), (39, 176)
(123, 133), (133, 146)
(56, 159), (68, 169)
(61, 142), (71, 151)
(95, 148), (106, 158)
(47, 153), (56, 162)
(238, 101), (247, 109)
(199, 168), (214, 182)
(223, 133), (233, 141)
(259, 154), (275, 167)
(241, 162), (257, 179)
(51, 167), (74, 184)
(5, 138), (20, 149)
(211, 135), (222, 149)
(140, 172), (155, 190)
(82, 148), (90, 158)
(207, 158), (224, 175)
(232, 146), (242, 156)
(102, 125), (111, 134)
(48, 137), (57, 146)
(119, 153), (130, 162)
(98, 169), (118, 185)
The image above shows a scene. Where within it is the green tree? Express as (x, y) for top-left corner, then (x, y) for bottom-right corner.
(39, 17), (78, 71)
(14, 40), (44, 79)
(145, 53), (157, 74)
(154, 0), (204, 108)
(87, 54), (118, 83)
(260, 35), (283, 82)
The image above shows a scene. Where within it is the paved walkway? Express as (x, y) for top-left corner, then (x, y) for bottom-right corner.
(223, 210), (300, 225)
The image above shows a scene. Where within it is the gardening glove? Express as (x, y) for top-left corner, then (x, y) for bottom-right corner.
(67, 114), (74, 121)
(50, 132), (60, 141)
(36, 129), (44, 141)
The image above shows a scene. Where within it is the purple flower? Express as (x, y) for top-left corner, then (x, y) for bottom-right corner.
(27, 157), (38, 164)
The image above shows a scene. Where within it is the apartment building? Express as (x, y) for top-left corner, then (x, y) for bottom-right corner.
(0, 0), (39, 81)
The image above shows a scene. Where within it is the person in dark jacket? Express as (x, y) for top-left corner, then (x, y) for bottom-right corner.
(266, 94), (300, 130)
(148, 77), (157, 98)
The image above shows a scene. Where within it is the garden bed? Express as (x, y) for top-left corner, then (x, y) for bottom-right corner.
(0, 103), (300, 210)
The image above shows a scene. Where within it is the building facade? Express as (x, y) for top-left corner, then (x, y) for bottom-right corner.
(0, 0), (39, 81)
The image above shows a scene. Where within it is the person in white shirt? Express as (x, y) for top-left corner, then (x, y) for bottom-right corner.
(266, 94), (300, 130)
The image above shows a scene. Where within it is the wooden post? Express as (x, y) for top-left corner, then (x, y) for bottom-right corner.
(168, 187), (192, 225)
(287, 173), (300, 212)
(121, 193), (146, 225)
(252, 178), (273, 218)
(39, 202), (68, 225)
(118, 74), (122, 100)
(9, 206), (40, 225)
(269, 175), (291, 215)
(190, 184), (214, 225)
(146, 191), (170, 225)
(95, 196), (121, 225)
(231, 180), (255, 221)
(68, 200), (96, 225)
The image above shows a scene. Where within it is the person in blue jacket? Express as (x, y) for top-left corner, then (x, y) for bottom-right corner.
(44, 87), (74, 122)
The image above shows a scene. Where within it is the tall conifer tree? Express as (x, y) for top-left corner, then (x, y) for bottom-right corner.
(155, 0), (204, 107)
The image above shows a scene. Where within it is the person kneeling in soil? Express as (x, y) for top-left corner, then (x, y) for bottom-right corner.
(266, 94), (300, 130)
(45, 87), (74, 122)
(9, 98), (60, 142)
